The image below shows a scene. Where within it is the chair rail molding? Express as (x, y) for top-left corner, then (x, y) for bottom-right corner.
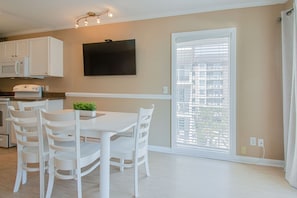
(66, 92), (172, 100)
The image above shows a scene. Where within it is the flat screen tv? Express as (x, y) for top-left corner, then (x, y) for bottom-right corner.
(83, 39), (136, 76)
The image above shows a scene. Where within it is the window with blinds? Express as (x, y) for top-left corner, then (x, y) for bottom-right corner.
(172, 28), (236, 156)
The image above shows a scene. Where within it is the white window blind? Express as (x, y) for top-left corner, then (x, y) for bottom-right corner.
(172, 29), (236, 154)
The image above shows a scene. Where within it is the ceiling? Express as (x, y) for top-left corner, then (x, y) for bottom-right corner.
(0, 0), (287, 37)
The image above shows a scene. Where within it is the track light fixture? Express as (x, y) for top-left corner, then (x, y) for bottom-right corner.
(75, 9), (112, 28)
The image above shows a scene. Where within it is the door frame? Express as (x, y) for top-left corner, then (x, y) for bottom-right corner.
(171, 28), (237, 160)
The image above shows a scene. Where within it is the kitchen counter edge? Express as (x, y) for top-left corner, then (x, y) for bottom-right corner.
(0, 92), (65, 101)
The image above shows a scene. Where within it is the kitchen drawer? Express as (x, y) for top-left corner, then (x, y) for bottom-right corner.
(0, 134), (9, 148)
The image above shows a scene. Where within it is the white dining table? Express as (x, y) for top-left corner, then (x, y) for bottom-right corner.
(79, 111), (137, 198)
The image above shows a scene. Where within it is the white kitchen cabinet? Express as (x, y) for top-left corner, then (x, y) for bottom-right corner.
(10, 99), (63, 111)
(0, 40), (29, 59)
(0, 43), (5, 59)
(29, 37), (63, 77)
(48, 99), (64, 111)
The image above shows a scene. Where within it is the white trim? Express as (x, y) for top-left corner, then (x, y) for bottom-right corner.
(175, 0), (288, 17)
(171, 28), (237, 160)
(149, 145), (174, 154)
(230, 28), (237, 157)
(149, 145), (285, 168)
(66, 92), (172, 100)
(96, 0), (287, 27)
(4, 1), (287, 37)
(233, 155), (285, 168)
(171, 32), (178, 151)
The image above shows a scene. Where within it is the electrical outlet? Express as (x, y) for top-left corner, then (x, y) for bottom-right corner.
(162, 86), (169, 94)
(250, 137), (257, 146)
(258, 139), (264, 147)
(241, 146), (247, 155)
(45, 85), (49, 91)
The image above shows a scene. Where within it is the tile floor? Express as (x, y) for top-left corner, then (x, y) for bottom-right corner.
(0, 147), (296, 198)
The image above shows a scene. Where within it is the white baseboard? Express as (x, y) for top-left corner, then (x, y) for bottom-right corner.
(231, 155), (285, 167)
(148, 145), (285, 168)
(149, 145), (173, 154)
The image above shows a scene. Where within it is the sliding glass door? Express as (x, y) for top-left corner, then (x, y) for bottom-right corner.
(171, 28), (236, 159)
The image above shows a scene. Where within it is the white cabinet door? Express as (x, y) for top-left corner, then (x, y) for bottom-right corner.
(29, 37), (63, 77)
(48, 100), (64, 111)
(29, 37), (48, 76)
(16, 40), (30, 57)
(0, 43), (5, 59)
(4, 41), (17, 57)
(2, 40), (29, 58)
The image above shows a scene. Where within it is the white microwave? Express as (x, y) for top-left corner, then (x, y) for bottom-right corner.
(0, 57), (29, 78)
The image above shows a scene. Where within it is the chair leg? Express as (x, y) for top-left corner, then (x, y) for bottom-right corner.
(134, 162), (139, 197)
(46, 172), (54, 198)
(40, 161), (45, 198)
(22, 169), (27, 184)
(13, 160), (23, 192)
(120, 157), (124, 172)
(46, 160), (55, 198)
(77, 175), (82, 198)
(144, 154), (150, 177)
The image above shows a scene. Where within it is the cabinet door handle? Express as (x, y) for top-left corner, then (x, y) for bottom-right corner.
(15, 60), (20, 74)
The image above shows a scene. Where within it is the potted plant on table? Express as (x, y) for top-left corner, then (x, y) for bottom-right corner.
(73, 102), (97, 117)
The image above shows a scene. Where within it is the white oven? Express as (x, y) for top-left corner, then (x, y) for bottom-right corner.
(0, 98), (15, 148)
(0, 84), (44, 148)
(0, 56), (29, 78)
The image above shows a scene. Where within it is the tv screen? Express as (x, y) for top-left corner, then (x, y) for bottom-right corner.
(83, 39), (136, 76)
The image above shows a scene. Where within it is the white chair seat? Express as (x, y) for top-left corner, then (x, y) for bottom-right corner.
(55, 142), (100, 170)
(111, 137), (134, 156)
(110, 137), (135, 169)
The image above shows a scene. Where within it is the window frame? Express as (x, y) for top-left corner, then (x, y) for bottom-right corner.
(171, 28), (237, 160)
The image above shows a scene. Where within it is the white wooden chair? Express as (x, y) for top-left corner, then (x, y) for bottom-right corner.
(15, 100), (49, 197)
(8, 106), (48, 198)
(17, 100), (49, 111)
(110, 104), (154, 197)
(39, 109), (101, 198)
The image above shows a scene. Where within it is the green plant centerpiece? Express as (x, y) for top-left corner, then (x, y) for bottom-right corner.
(73, 102), (97, 117)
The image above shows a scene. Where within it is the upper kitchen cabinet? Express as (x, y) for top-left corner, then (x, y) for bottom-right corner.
(29, 37), (63, 77)
(0, 39), (29, 59)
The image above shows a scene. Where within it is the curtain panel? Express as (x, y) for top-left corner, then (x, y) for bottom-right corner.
(281, 2), (297, 189)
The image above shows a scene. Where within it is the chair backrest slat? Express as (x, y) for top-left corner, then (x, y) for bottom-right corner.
(135, 105), (154, 158)
(18, 100), (48, 111)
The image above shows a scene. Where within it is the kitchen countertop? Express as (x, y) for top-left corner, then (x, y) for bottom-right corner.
(0, 91), (65, 101)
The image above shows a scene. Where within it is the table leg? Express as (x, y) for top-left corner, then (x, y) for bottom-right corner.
(100, 132), (112, 198)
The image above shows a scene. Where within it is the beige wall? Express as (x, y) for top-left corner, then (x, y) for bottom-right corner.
(0, 4), (287, 160)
